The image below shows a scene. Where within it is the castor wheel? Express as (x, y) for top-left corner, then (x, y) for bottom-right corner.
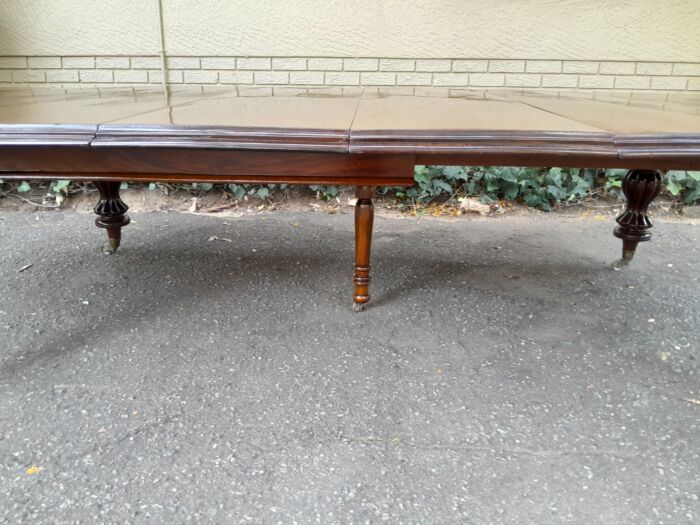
(611, 258), (629, 271)
(611, 251), (635, 271)
(100, 238), (120, 255)
(352, 302), (365, 312)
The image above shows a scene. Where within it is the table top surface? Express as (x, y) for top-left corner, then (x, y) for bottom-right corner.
(2, 86), (698, 129)
(1, 87), (699, 160)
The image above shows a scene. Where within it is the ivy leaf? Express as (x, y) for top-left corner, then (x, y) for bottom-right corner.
(547, 185), (567, 201)
(667, 182), (683, 196)
(198, 183), (213, 191)
(606, 169), (628, 179)
(544, 168), (563, 186)
(228, 184), (246, 199)
(502, 181), (519, 199)
(523, 193), (542, 208)
(17, 181), (31, 193)
(520, 167), (539, 179)
(52, 180), (70, 194)
(683, 187), (700, 204)
(432, 179), (453, 194)
(499, 167), (520, 183)
(442, 166), (467, 181)
(525, 190), (552, 210)
(518, 176), (538, 189)
(687, 171), (700, 182)
(148, 183), (157, 191)
(256, 187), (270, 199)
(120, 182), (129, 190)
(571, 185), (590, 198)
(666, 170), (687, 183)
(414, 171), (431, 189)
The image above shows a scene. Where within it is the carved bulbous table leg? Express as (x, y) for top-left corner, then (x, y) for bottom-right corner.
(93, 181), (130, 254)
(612, 170), (661, 270)
(353, 186), (375, 311)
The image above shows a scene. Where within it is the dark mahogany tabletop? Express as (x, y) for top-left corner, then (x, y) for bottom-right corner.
(2, 87), (699, 132)
(1, 86), (699, 168)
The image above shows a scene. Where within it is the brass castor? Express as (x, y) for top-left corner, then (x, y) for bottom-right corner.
(101, 238), (121, 255)
(611, 250), (635, 271)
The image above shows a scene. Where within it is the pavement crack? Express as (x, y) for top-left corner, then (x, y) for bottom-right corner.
(63, 412), (183, 463)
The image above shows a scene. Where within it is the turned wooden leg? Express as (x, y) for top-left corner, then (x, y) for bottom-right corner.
(612, 170), (661, 270)
(94, 181), (130, 254)
(353, 186), (375, 311)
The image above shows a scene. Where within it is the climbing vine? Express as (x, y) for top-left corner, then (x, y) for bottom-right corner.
(1, 168), (698, 211)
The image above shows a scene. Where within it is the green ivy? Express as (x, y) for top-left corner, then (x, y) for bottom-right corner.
(667, 171), (700, 204)
(51, 180), (71, 194)
(396, 166), (699, 211)
(2, 169), (699, 210)
(309, 185), (340, 200)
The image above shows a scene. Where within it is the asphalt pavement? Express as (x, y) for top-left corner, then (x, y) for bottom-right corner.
(0, 209), (698, 524)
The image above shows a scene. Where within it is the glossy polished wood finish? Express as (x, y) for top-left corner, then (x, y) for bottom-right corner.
(2, 87), (699, 168)
(615, 134), (700, 170)
(0, 124), (96, 146)
(94, 93), (362, 152)
(94, 181), (130, 253)
(94, 126), (350, 152)
(1, 87), (699, 307)
(353, 186), (375, 310)
(353, 129), (619, 167)
(0, 146), (416, 186)
(351, 90), (700, 170)
(614, 170), (662, 264)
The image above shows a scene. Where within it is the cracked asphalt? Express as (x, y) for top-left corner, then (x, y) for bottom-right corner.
(0, 209), (698, 524)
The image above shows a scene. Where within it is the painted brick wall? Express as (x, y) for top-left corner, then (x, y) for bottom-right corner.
(1, 56), (699, 91)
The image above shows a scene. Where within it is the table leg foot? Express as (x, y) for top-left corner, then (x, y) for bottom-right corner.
(94, 181), (130, 254)
(612, 170), (661, 268)
(353, 186), (375, 310)
(101, 237), (122, 255)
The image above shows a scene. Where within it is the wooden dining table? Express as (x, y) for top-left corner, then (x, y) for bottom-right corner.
(1, 86), (699, 310)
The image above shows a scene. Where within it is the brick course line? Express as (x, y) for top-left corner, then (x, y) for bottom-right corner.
(1, 56), (698, 92)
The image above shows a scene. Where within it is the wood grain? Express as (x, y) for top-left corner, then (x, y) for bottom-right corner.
(0, 124), (95, 146)
(354, 130), (700, 171)
(94, 125), (349, 152)
(615, 134), (700, 170)
(353, 186), (375, 307)
(0, 146), (416, 186)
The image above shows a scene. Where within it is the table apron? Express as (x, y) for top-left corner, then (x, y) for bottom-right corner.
(0, 146), (417, 187)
